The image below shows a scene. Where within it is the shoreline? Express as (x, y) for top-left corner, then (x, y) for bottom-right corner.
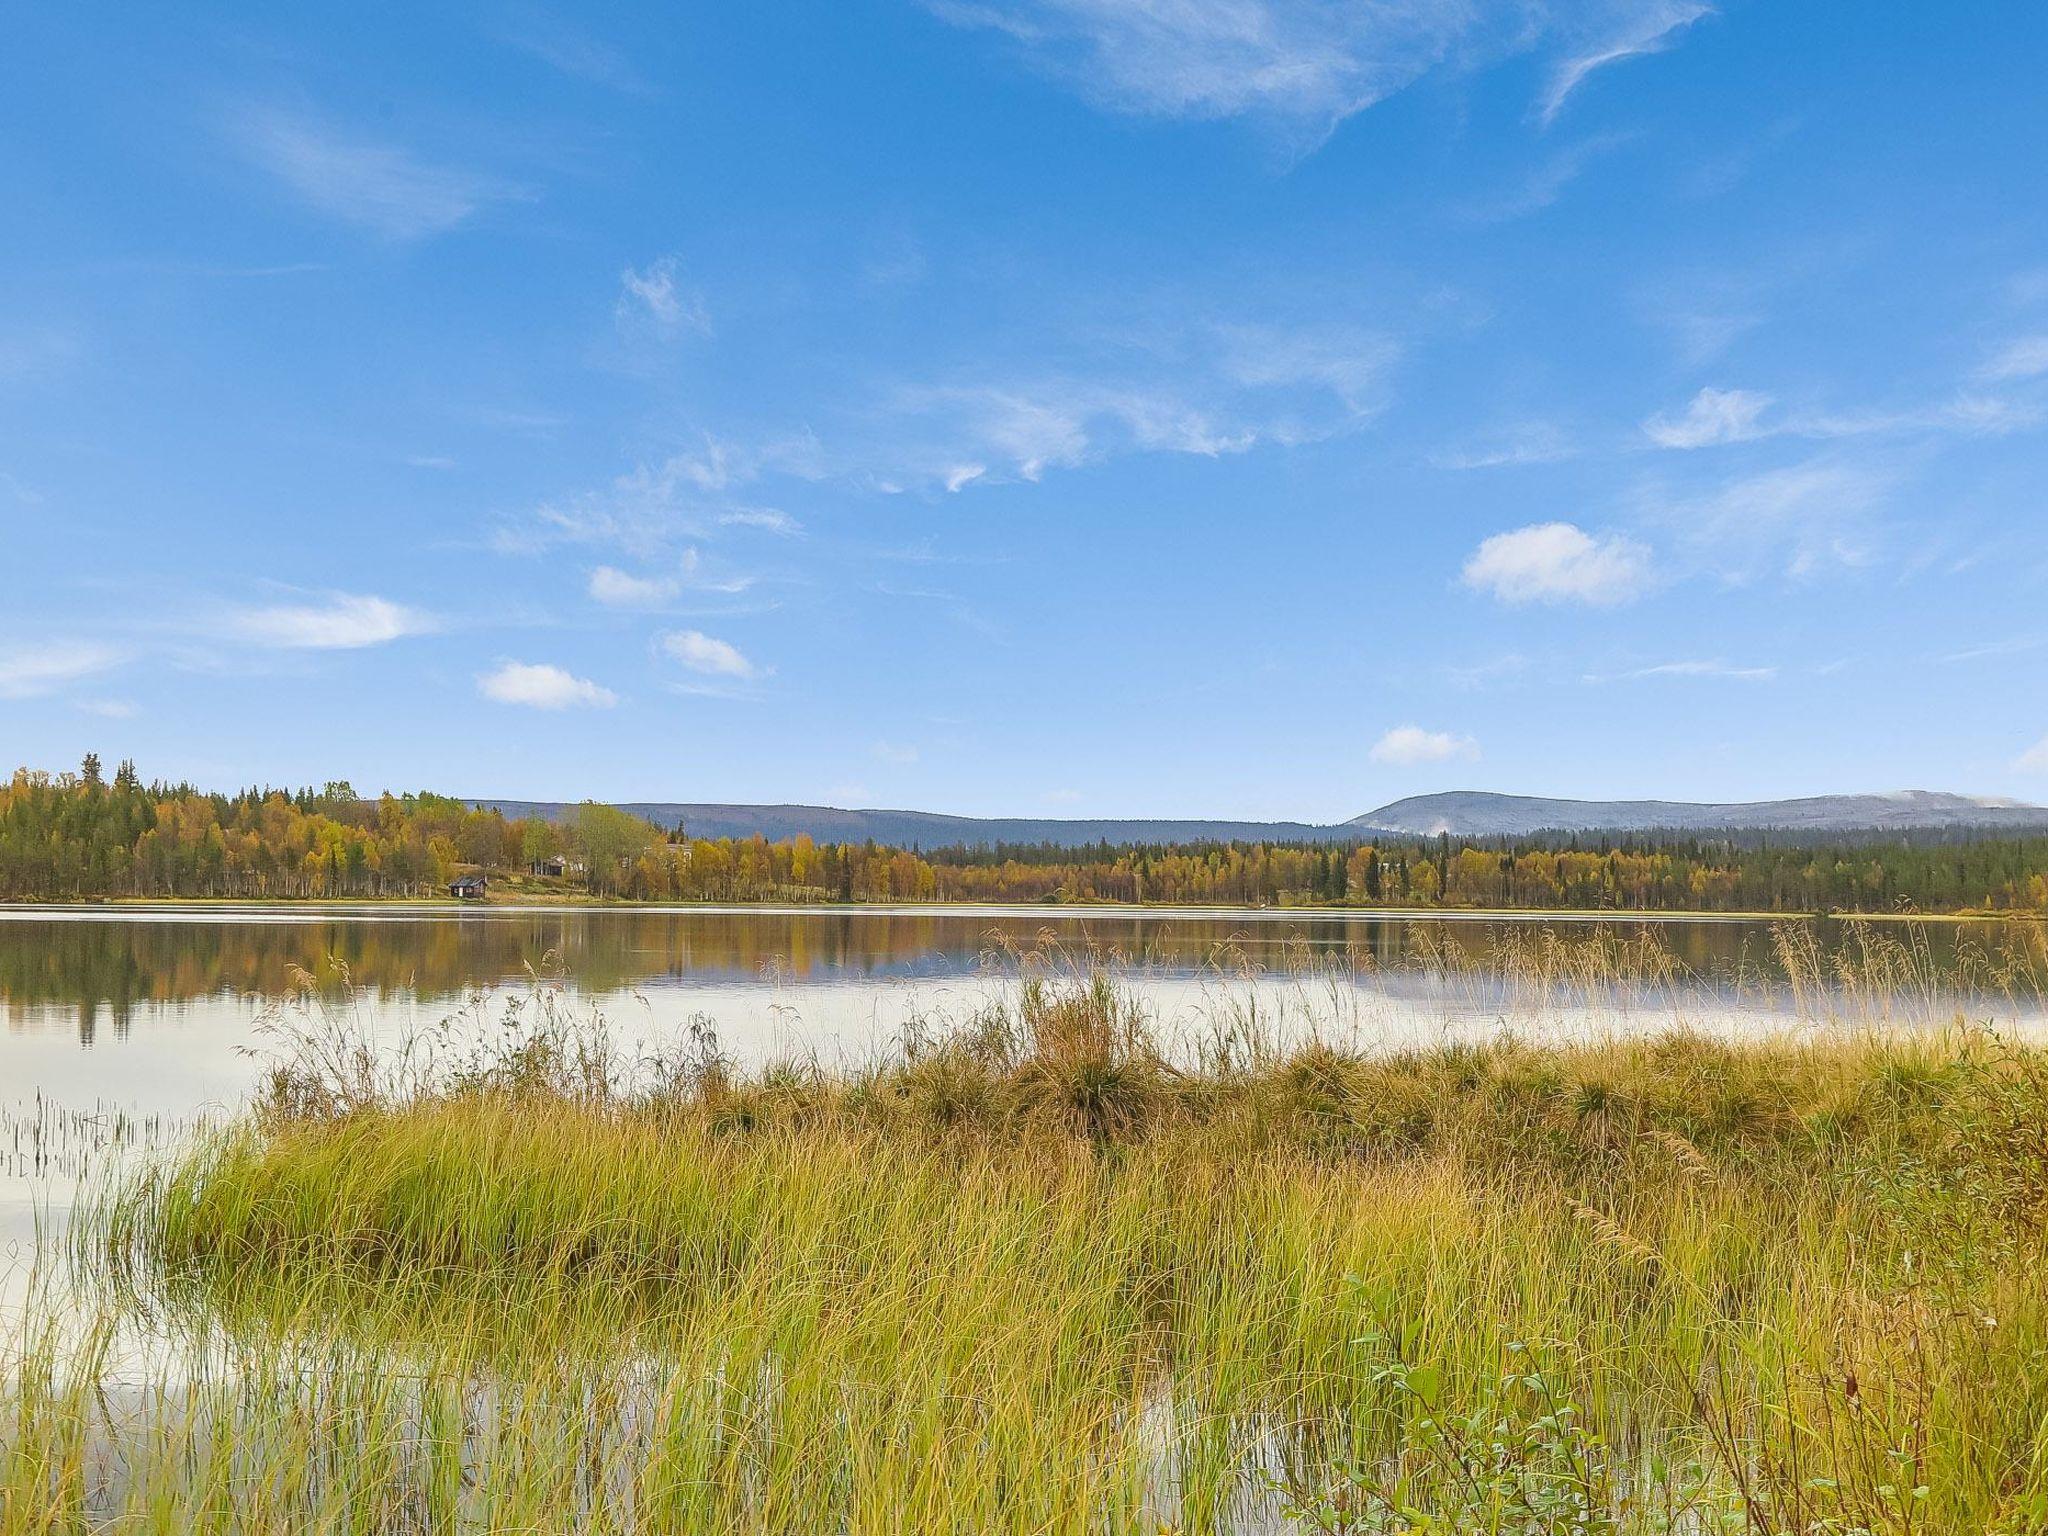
(0, 895), (2032, 924)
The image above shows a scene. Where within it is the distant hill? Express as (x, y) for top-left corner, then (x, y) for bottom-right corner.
(1347, 790), (2048, 838)
(468, 801), (1356, 849)
(470, 789), (2048, 848)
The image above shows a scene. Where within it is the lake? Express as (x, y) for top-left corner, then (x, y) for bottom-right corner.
(4, 902), (2046, 1268)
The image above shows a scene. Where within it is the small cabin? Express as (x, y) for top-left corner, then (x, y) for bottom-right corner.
(531, 856), (567, 878)
(449, 874), (488, 900)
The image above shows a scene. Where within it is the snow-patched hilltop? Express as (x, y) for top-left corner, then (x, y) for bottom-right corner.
(1347, 790), (2048, 838)
(469, 790), (2048, 848)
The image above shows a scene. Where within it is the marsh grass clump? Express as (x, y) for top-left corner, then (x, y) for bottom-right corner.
(14, 967), (2048, 1533)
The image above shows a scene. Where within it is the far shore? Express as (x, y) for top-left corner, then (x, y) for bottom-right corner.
(0, 894), (2034, 924)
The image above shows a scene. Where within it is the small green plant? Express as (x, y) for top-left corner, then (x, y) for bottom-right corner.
(1278, 1318), (1743, 1535)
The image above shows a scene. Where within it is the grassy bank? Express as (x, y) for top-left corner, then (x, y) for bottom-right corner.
(10, 976), (2048, 1532)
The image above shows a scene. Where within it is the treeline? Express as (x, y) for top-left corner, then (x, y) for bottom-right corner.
(4, 758), (2048, 913)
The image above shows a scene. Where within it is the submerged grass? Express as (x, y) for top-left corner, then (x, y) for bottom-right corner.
(10, 959), (2048, 1532)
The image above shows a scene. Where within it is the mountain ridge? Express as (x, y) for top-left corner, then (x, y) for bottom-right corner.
(1346, 789), (2048, 837)
(469, 790), (2048, 848)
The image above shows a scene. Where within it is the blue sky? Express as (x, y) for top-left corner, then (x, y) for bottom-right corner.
(3, 1), (2047, 820)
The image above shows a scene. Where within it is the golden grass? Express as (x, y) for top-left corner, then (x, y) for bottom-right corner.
(8, 969), (2048, 1533)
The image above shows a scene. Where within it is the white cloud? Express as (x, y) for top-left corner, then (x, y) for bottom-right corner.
(499, 433), (825, 556)
(933, 2), (1712, 146)
(1042, 788), (1084, 805)
(1431, 424), (1576, 471)
(1370, 725), (1479, 766)
(1444, 653), (1531, 690)
(231, 108), (523, 240)
(1215, 323), (1397, 416)
(478, 661), (617, 709)
(498, 16), (647, 93)
(226, 593), (434, 649)
(876, 320), (1393, 489)
(0, 641), (124, 699)
(618, 256), (710, 335)
(77, 698), (138, 719)
(1643, 386), (1772, 448)
(1539, 2), (1712, 126)
(1980, 334), (2048, 383)
(1461, 522), (1652, 606)
(2018, 735), (2048, 774)
(1459, 133), (1631, 224)
(718, 508), (801, 535)
(661, 629), (761, 680)
(872, 741), (920, 765)
(588, 565), (682, 608)
(1651, 457), (1891, 579)
(928, 0), (1502, 140)
(1589, 659), (1777, 682)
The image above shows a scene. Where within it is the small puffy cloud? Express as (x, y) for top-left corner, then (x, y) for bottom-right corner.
(2017, 734), (2048, 774)
(618, 256), (709, 335)
(661, 629), (760, 679)
(1643, 386), (1772, 448)
(1980, 334), (2048, 383)
(1461, 522), (1652, 606)
(78, 699), (138, 718)
(1370, 725), (1479, 766)
(478, 661), (617, 709)
(588, 565), (680, 608)
(227, 593), (434, 649)
(872, 741), (919, 765)
(0, 641), (124, 698)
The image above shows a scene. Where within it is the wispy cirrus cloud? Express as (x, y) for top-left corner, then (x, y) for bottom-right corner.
(1979, 333), (2048, 383)
(1538, 1), (1711, 126)
(229, 107), (526, 240)
(718, 508), (802, 535)
(1642, 456), (1892, 580)
(1643, 386), (1772, 448)
(930, 1), (1714, 150)
(0, 641), (125, 698)
(1430, 423), (1577, 471)
(224, 592), (436, 649)
(1457, 133), (1632, 224)
(1585, 658), (1777, 683)
(926, 0), (1503, 143)
(501, 432), (827, 557)
(587, 551), (755, 608)
(867, 318), (1397, 490)
(617, 256), (710, 337)
(1642, 384), (2039, 451)
(495, 12), (648, 93)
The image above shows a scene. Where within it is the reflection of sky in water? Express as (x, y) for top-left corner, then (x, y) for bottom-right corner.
(4, 905), (2046, 1289)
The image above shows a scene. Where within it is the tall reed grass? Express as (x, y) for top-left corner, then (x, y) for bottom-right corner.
(8, 955), (2048, 1533)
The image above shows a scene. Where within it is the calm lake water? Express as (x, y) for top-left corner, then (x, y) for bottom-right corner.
(4, 902), (2046, 1270)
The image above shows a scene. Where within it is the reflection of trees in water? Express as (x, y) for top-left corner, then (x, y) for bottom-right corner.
(0, 911), (2007, 1032)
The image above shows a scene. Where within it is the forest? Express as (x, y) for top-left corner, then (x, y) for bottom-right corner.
(4, 756), (2048, 913)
